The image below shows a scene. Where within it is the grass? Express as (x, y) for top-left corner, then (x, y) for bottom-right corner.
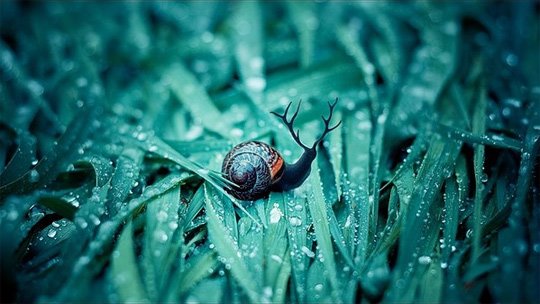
(0, 1), (539, 303)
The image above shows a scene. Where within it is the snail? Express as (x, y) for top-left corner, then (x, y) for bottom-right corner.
(222, 99), (341, 200)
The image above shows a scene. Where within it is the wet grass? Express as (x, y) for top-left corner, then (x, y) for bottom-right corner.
(0, 1), (539, 303)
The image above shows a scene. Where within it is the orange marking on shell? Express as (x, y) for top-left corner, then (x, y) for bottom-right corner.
(270, 155), (284, 179)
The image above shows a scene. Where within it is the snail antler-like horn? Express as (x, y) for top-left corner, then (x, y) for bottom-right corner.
(312, 98), (341, 149)
(268, 98), (341, 192)
(270, 100), (310, 150)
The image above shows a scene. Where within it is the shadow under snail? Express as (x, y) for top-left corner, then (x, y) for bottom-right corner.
(222, 99), (341, 201)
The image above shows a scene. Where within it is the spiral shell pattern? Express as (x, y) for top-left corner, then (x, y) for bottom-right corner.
(222, 141), (284, 200)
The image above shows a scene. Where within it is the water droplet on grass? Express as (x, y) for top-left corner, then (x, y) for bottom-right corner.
(7, 210), (18, 221)
(418, 255), (432, 265)
(29, 170), (40, 183)
(136, 132), (147, 141)
(246, 77), (266, 92)
(47, 229), (57, 238)
(300, 246), (315, 258)
(157, 210), (168, 222)
(289, 216), (302, 227)
(505, 53), (518, 67)
(154, 230), (168, 243)
(269, 204), (283, 224)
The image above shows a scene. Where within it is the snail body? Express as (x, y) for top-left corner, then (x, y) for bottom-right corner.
(222, 99), (341, 201)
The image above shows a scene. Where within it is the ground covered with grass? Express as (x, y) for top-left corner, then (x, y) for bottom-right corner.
(1, 1), (539, 303)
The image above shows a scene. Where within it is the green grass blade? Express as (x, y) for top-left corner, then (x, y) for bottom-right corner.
(0, 129), (36, 186)
(442, 175), (459, 264)
(38, 196), (78, 220)
(181, 186), (205, 229)
(286, 1), (316, 68)
(416, 256), (443, 303)
(237, 212), (264, 295)
(308, 160), (341, 301)
(204, 185), (261, 302)
(306, 258), (332, 303)
(187, 277), (226, 303)
(471, 76), (487, 261)
(347, 26), (387, 235)
(111, 221), (149, 303)
(343, 107), (371, 264)
(164, 62), (231, 139)
(272, 248), (291, 303)
(74, 155), (115, 188)
(230, 1), (266, 102)
(106, 147), (144, 217)
(142, 183), (181, 300)
(328, 111), (343, 198)
(283, 191), (310, 302)
(263, 192), (290, 298)
(173, 247), (218, 300)
(438, 123), (522, 152)
(265, 60), (363, 110)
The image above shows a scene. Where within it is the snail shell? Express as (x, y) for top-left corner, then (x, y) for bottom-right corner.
(221, 141), (284, 200)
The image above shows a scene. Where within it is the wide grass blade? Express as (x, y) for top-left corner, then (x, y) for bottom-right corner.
(204, 184), (261, 302)
(230, 1), (266, 102)
(142, 183), (181, 300)
(111, 221), (149, 303)
(165, 62), (232, 139)
(286, 1), (316, 68)
(308, 160), (341, 301)
(263, 192), (290, 302)
(283, 190), (310, 302)
(471, 76), (487, 261)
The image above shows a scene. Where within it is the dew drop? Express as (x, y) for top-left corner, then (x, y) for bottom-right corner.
(168, 221), (179, 230)
(136, 132), (148, 141)
(481, 173), (489, 183)
(300, 246), (315, 258)
(269, 203), (283, 224)
(246, 77), (266, 92)
(76, 218), (88, 229)
(505, 53), (518, 67)
(418, 255), (432, 265)
(7, 210), (18, 221)
(156, 210), (168, 222)
(29, 169), (40, 183)
(47, 229), (57, 238)
(289, 216), (302, 227)
(154, 230), (168, 243)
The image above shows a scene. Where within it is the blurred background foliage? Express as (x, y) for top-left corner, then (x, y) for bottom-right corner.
(0, 1), (539, 303)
